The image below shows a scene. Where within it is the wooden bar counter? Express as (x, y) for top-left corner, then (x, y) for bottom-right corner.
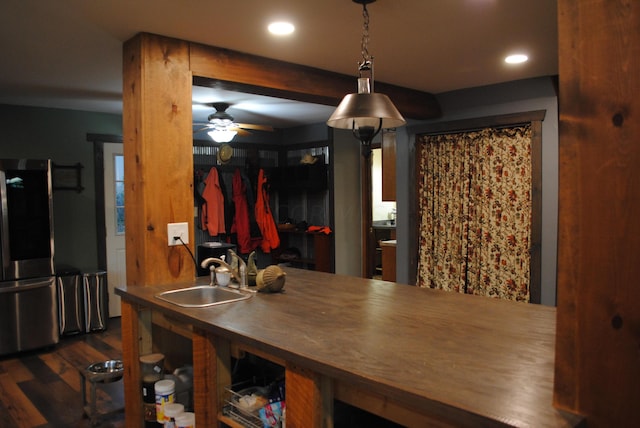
(116, 268), (582, 427)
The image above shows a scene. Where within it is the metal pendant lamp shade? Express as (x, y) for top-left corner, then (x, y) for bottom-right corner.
(327, 92), (406, 130)
(327, 0), (406, 142)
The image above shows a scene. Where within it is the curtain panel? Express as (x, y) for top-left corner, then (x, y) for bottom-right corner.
(416, 125), (532, 302)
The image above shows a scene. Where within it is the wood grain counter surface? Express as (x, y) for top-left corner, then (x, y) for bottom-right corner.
(116, 267), (581, 427)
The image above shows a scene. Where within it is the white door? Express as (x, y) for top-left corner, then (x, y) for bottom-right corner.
(104, 143), (126, 317)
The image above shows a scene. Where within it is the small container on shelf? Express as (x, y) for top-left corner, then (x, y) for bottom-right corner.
(221, 378), (286, 428)
(222, 386), (265, 428)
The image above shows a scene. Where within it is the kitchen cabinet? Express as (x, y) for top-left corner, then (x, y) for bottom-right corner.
(372, 223), (396, 279)
(380, 240), (396, 282)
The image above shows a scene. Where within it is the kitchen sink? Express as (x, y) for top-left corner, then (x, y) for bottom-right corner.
(372, 220), (396, 227)
(155, 285), (252, 308)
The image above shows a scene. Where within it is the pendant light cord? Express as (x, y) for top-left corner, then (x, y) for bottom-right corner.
(360, 3), (371, 63)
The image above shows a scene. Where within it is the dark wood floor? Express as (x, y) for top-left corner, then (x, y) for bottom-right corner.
(0, 316), (402, 427)
(0, 318), (125, 427)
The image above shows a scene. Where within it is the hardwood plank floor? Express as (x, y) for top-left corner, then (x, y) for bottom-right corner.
(0, 318), (124, 427)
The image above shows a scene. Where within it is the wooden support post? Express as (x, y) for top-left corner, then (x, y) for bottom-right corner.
(285, 363), (332, 428)
(192, 328), (229, 427)
(122, 33), (196, 287)
(555, 0), (640, 425)
(121, 300), (144, 427)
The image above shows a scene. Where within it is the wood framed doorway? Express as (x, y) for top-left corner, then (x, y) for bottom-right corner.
(121, 34), (440, 426)
(122, 33), (440, 287)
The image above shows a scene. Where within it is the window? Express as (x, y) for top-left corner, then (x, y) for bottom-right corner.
(114, 155), (125, 234)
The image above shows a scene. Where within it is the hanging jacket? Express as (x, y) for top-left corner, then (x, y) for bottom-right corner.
(217, 171), (234, 235)
(243, 172), (263, 241)
(195, 169), (207, 231)
(201, 167), (226, 236)
(255, 169), (280, 253)
(230, 168), (261, 254)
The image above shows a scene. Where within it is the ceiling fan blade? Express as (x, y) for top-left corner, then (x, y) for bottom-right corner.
(228, 127), (252, 137)
(193, 124), (214, 134)
(236, 123), (275, 132)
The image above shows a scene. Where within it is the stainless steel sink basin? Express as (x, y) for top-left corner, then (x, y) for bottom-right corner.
(372, 220), (396, 227)
(155, 285), (252, 308)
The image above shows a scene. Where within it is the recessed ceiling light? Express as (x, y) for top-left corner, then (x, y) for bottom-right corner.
(268, 21), (295, 36)
(505, 54), (529, 64)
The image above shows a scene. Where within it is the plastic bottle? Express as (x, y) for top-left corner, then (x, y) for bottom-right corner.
(163, 402), (184, 428)
(175, 412), (196, 428)
(155, 379), (175, 424)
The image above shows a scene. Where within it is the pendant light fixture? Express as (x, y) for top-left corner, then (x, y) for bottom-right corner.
(327, 0), (406, 149)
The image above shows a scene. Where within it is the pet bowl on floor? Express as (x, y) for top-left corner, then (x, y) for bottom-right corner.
(86, 359), (124, 383)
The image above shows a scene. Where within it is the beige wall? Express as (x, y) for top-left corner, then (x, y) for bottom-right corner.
(332, 129), (362, 277)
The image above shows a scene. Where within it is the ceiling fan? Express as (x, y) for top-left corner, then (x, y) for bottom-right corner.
(193, 102), (274, 143)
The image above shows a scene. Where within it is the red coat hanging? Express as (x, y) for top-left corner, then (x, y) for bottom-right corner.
(230, 168), (261, 254)
(255, 169), (280, 253)
(201, 167), (225, 236)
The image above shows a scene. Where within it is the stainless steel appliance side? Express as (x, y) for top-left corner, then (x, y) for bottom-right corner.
(57, 271), (84, 335)
(0, 159), (55, 281)
(0, 276), (59, 355)
(83, 271), (108, 332)
(0, 159), (58, 355)
(0, 167), (10, 280)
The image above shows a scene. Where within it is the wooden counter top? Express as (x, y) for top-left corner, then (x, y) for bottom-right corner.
(116, 268), (581, 427)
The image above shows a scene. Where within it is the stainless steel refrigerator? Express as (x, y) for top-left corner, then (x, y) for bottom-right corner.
(0, 159), (58, 356)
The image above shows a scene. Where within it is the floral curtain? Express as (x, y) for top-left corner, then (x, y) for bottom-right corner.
(416, 125), (532, 302)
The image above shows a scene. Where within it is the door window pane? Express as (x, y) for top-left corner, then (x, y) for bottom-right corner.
(114, 155), (125, 234)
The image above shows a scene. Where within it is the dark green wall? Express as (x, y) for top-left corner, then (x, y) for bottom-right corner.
(0, 104), (122, 272)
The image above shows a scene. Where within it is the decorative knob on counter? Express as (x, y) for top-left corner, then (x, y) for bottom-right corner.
(255, 265), (287, 293)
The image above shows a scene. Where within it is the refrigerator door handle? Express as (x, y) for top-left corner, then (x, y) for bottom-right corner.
(0, 279), (55, 294)
(95, 282), (105, 329)
(82, 272), (108, 332)
(83, 277), (90, 333)
(57, 277), (66, 333)
(0, 169), (9, 279)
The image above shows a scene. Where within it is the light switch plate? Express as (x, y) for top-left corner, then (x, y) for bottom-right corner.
(167, 222), (189, 246)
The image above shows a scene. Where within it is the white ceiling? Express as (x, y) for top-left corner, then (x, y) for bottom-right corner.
(0, 0), (557, 129)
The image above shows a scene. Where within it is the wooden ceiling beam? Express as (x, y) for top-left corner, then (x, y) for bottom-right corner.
(190, 42), (441, 121)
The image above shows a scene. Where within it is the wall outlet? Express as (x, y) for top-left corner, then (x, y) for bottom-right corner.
(167, 222), (189, 246)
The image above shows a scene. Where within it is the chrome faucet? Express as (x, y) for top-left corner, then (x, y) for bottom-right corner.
(200, 257), (237, 286)
(228, 249), (248, 289)
(200, 250), (248, 288)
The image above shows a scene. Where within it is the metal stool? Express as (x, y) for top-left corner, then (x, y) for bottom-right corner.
(79, 360), (124, 426)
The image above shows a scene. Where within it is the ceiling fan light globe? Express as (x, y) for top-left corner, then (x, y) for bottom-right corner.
(208, 129), (237, 143)
(209, 117), (235, 127)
